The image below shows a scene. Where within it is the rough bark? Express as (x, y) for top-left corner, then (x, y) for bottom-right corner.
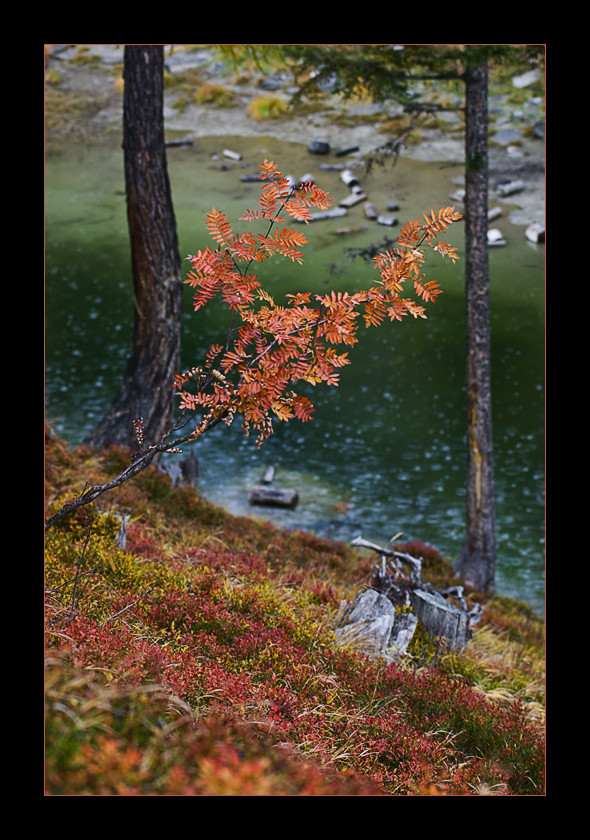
(454, 54), (497, 593)
(84, 45), (182, 450)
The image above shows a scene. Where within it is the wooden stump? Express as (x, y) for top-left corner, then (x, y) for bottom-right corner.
(334, 590), (395, 657)
(410, 589), (472, 651)
(333, 590), (419, 662)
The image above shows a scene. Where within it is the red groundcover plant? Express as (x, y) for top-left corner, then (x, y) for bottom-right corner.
(45, 516), (545, 795)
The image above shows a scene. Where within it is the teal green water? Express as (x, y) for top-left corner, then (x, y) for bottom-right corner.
(45, 137), (545, 614)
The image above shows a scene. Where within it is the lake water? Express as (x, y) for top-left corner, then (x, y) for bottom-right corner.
(45, 136), (545, 615)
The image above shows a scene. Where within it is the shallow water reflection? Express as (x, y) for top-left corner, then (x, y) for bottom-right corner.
(45, 137), (545, 614)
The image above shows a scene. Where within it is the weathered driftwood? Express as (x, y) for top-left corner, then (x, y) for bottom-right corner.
(249, 486), (299, 508)
(308, 207), (348, 221)
(410, 588), (472, 651)
(180, 453), (199, 485)
(350, 535), (481, 652)
(350, 536), (422, 584)
(364, 202), (378, 220)
(248, 465), (298, 508)
(333, 589), (418, 662)
(262, 465), (275, 484)
(340, 169), (360, 188)
(339, 191), (367, 208)
(334, 145), (360, 157)
(159, 453), (199, 488)
(496, 179), (524, 196)
(165, 136), (193, 148)
(334, 590), (395, 656)
(116, 514), (129, 551)
(334, 226), (369, 236)
(389, 612), (419, 659)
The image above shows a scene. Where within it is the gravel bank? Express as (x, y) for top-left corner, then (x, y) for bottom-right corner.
(45, 45), (545, 227)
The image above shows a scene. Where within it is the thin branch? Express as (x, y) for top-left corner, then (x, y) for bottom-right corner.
(45, 567), (97, 594)
(97, 584), (157, 628)
(67, 528), (92, 620)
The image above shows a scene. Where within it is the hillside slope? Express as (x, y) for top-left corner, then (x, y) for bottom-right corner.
(44, 429), (545, 795)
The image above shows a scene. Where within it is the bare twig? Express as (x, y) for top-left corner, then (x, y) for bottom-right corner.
(44, 411), (200, 532)
(45, 567), (97, 595)
(97, 585), (157, 628)
(66, 529), (92, 622)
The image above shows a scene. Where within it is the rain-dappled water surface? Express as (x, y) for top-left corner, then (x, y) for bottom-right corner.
(45, 137), (545, 614)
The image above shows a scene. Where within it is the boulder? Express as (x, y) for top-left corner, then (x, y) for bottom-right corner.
(525, 222), (545, 243)
(487, 228), (506, 246)
(491, 129), (523, 146)
(512, 68), (542, 88)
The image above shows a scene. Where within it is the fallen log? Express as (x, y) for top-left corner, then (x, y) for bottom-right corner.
(334, 226), (369, 235)
(339, 191), (367, 208)
(165, 136), (193, 147)
(249, 486), (299, 509)
(334, 145), (360, 157)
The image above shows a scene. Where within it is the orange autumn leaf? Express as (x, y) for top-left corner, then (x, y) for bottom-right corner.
(176, 165), (462, 446)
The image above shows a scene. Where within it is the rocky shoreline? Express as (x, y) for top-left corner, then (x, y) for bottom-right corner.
(45, 45), (545, 229)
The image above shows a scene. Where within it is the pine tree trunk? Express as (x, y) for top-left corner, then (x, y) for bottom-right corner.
(84, 45), (182, 451)
(454, 55), (497, 593)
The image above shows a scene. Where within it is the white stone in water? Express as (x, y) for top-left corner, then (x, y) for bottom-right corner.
(487, 228), (506, 246)
(525, 222), (545, 244)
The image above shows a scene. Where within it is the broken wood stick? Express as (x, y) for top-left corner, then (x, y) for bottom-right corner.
(351, 535), (422, 584)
